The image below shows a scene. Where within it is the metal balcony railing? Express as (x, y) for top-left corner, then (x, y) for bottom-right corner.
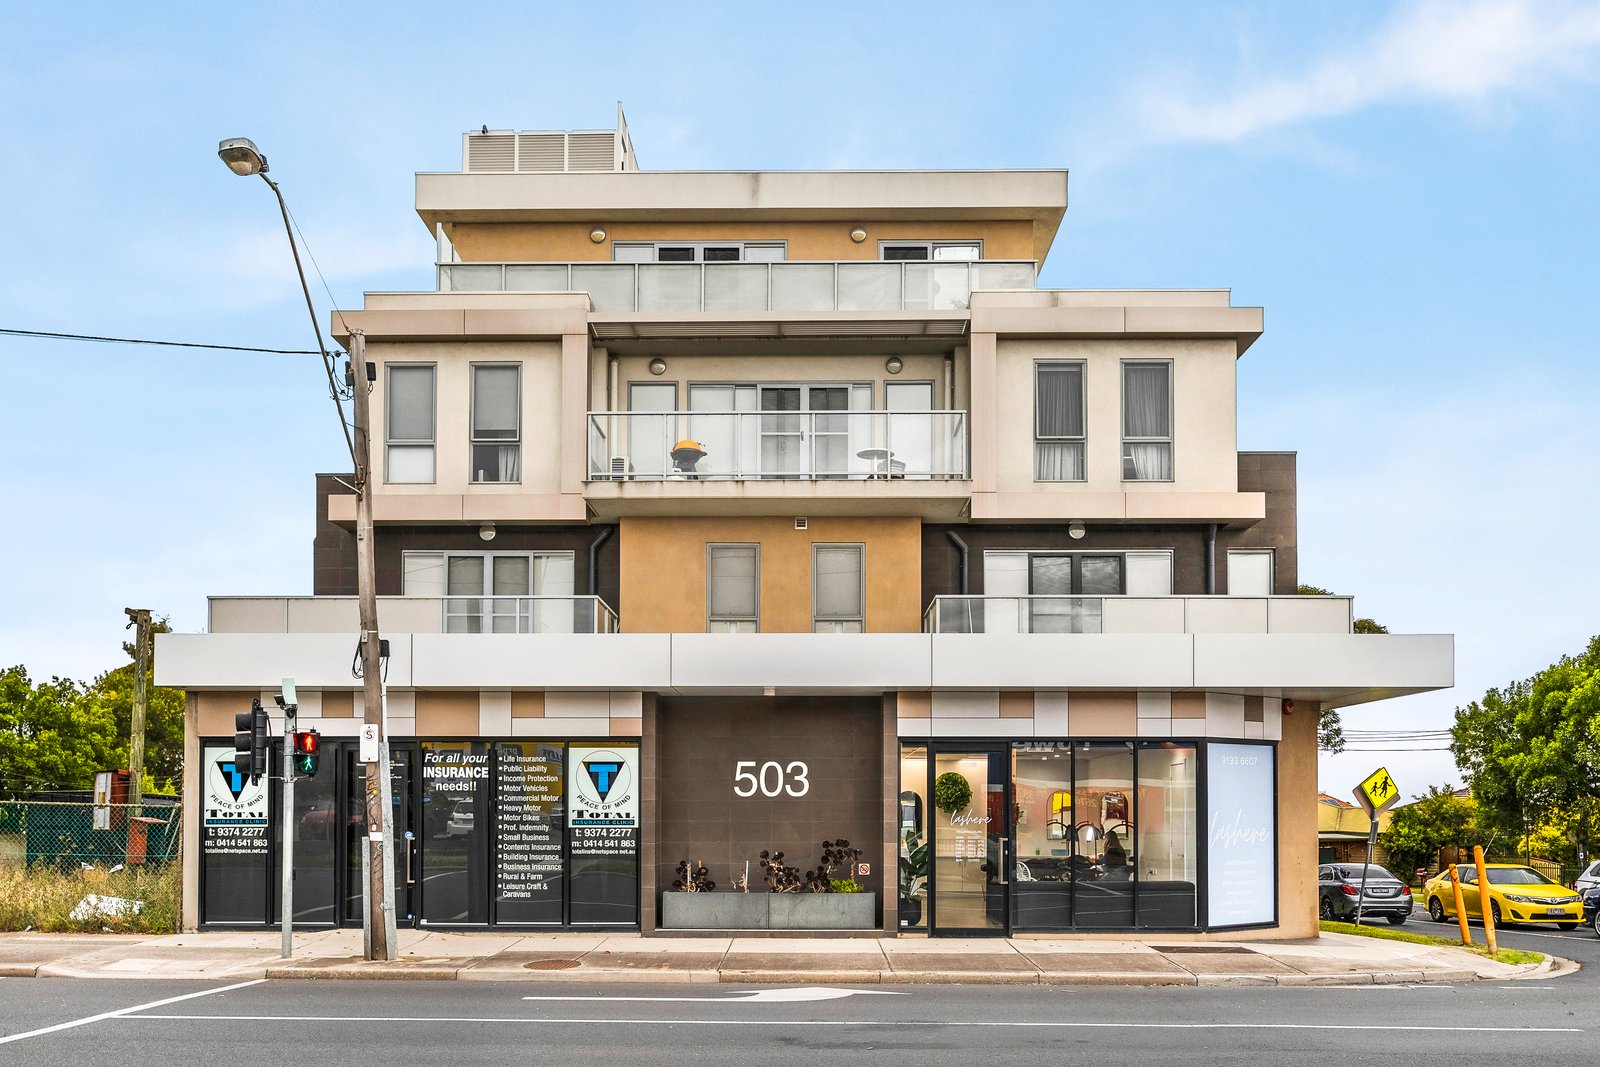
(437, 259), (1036, 312)
(923, 595), (1355, 635)
(587, 410), (968, 481)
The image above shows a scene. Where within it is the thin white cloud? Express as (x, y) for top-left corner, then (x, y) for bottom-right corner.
(1141, 0), (1600, 143)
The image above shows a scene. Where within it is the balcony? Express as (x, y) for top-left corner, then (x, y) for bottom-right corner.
(587, 409), (968, 482)
(208, 595), (618, 636)
(437, 259), (1036, 312)
(924, 595), (1354, 635)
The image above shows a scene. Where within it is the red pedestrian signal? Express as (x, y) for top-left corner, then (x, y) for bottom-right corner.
(292, 729), (321, 777)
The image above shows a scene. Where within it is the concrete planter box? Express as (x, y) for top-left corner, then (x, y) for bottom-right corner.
(661, 892), (876, 931)
(770, 893), (875, 930)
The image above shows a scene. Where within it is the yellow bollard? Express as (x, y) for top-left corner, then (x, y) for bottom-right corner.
(1474, 845), (1497, 955)
(1447, 864), (1472, 946)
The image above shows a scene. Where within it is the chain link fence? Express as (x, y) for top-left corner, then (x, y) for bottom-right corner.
(0, 800), (180, 870)
(0, 800), (182, 932)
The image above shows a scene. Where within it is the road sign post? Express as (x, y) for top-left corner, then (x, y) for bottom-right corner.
(277, 679), (298, 959)
(1351, 767), (1401, 928)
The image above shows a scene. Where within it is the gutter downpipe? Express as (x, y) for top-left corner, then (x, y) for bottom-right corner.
(1204, 523), (1218, 595)
(587, 525), (616, 596)
(946, 530), (970, 594)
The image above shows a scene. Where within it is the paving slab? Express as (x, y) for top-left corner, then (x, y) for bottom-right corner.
(1018, 949), (1194, 979)
(1167, 951), (1301, 976)
(884, 952), (1040, 984)
(264, 954), (474, 980)
(1012, 939), (1158, 954)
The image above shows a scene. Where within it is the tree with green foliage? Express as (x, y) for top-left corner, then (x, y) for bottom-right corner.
(0, 619), (187, 799)
(1298, 585), (1390, 753)
(0, 668), (121, 798)
(1379, 784), (1488, 876)
(1451, 635), (1600, 868)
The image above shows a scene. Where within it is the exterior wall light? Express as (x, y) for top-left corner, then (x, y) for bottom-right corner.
(479, 523), (497, 542)
(1068, 521), (1086, 539)
(885, 357), (904, 375)
(589, 227), (607, 243)
(849, 227), (867, 243)
(649, 357), (667, 376)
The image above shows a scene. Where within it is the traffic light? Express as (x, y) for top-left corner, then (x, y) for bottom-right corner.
(292, 729), (321, 777)
(233, 698), (269, 784)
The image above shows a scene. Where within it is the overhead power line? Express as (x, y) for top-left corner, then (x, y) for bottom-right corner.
(1, 326), (324, 356)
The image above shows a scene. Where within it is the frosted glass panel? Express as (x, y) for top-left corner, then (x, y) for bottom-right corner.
(1228, 551), (1274, 595)
(1124, 552), (1174, 596)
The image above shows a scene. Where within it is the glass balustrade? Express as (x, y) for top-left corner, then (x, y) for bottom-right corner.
(438, 260), (1036, 311)
(586, 410), (968, 481)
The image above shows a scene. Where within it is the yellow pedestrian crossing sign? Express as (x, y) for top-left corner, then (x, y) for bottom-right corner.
(1354, 767), (1400, 818)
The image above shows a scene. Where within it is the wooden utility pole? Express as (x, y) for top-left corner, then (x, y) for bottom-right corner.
(123, 607), (151, 814)
(348, 330), (396, 961)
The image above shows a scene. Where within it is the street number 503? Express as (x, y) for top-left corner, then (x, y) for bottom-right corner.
(734, 760), (810, 798)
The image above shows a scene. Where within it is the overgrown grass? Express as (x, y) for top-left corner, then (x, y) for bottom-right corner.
(0, 862), (180, 934)
(1320, 920), (1544, 966)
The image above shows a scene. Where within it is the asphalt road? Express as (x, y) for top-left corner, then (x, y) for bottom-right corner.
(0, 956), (1591, 1067)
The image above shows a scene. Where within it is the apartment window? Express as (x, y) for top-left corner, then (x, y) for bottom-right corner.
(878, 241), (981, 261)
(1122, 361), (1173, 480)
(386, 364), (436, 483)
(403, 551), (576, 633)
(471, 364), (520, 483)
(813, 544), (865, 633)
(707, 544), (759, 632)
(1227, 550), (1274, 595)
(1035, 362), (1085, 481)
(613, 241), (786, 262)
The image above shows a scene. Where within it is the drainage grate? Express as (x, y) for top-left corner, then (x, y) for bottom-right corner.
(1153, 945), (1256, 955)
(523, 959), (581, 970)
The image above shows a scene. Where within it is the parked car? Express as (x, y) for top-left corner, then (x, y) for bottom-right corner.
(1318, 862), (1414, 925)
(1581, 885), (1600, 936)
(445, 799), (474, 837)
(1424, 863), (1582, 929)
(1572, 859), (1600, 893)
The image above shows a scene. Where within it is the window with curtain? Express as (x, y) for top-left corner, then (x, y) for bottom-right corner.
(403, 551), (576, 633)
(471, 364), (520, 483)
(1035, 362), (1085, 481)
(813, 544), (865, 633)
(1122, 361), (1173, 480)
(386, 364), (436, 483)
(707, 544), (758, 632)
(1226, 550), (1274, 595)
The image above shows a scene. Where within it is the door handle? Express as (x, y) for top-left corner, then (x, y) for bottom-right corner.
(405, 838), (417, 886)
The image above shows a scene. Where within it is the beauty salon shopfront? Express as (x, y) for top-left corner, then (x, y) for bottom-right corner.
(898, 739), (1278, 936)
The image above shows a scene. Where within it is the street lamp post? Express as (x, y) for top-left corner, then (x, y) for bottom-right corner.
(217, 137), (395, 961)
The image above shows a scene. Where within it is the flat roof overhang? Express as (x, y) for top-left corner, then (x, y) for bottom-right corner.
(416, 169), (1069, 264)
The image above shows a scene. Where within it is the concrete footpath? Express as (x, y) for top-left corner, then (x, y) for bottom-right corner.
(0, 930), (1562, 986)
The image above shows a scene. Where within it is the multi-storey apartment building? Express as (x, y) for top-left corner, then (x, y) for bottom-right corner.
(160, 113), (1452, 939)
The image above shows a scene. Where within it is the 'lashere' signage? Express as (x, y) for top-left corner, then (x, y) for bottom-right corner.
(1205, 742), (1276, 928)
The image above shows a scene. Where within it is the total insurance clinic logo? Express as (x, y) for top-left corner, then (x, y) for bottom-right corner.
(570, 746), (636, 827)
(206, 746), (267, 823)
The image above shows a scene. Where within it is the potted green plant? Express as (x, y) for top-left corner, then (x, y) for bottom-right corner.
(899, 830), (928, 927)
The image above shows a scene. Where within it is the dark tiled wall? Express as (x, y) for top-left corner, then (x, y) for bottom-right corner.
(1223, 451), (1298, 594)
(655, 697), (885, 908)
(921, 451), (1300, 600)
(310, 478), (621, 607)
(313, 474), (358, 595)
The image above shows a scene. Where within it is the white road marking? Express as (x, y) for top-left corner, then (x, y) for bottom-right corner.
(0, 979), (266, 1046)
(522, 986), (904, 1004)
(128, 1014), (1581, 1033)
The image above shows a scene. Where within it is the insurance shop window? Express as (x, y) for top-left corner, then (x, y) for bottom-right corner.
(420, 741), (491, 925)
(494, 742), (566, 924)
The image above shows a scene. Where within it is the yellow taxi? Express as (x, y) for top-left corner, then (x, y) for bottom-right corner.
(1424, 863), (1583, 929)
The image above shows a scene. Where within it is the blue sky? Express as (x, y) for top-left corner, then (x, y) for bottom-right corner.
(2, 1), (1596, 797)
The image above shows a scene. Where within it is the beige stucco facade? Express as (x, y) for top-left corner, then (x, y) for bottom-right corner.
(618, 515), (922, 634)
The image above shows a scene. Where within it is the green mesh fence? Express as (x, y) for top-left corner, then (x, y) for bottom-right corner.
(0, 801), (181, 869)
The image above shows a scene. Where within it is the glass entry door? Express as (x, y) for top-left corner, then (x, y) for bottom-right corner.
(758, 385), (855, 478)
(903, 744), (1011, 936)
(343, 744), (417, 927)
